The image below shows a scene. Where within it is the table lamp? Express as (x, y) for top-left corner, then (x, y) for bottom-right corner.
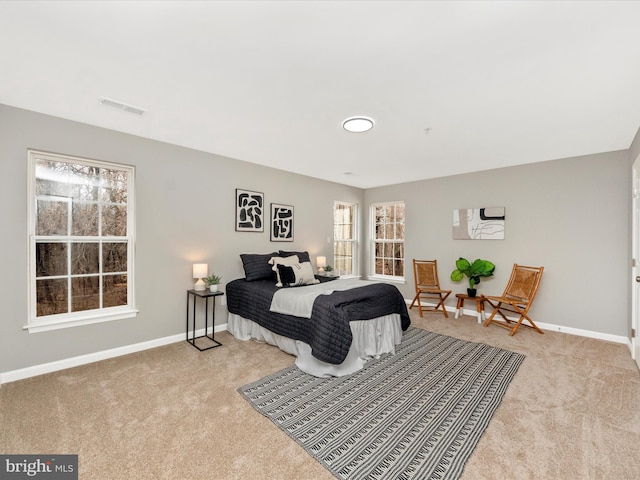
(193, 263), (208, 291)
(317, 256), (326, 274)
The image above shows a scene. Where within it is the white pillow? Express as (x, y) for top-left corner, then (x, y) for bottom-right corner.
(269, 255), (300, 287)
(277, 261), (319, 287)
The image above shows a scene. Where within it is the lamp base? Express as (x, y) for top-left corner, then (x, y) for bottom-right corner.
(194, 279), (206, 291)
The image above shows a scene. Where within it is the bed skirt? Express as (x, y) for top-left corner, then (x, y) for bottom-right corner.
(227, 312), (403, 377)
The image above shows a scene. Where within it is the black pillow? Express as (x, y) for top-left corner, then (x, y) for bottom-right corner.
(240, 252), (278, 281)
(278, 250), (311, 263)
(276, 264), (297, 287)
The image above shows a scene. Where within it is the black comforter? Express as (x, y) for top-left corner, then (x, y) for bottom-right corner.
(226, 278), (410, 364)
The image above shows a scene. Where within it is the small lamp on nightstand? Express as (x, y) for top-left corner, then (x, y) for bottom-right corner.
(193, 263), (208, 291)
(317, 256), (326, 274)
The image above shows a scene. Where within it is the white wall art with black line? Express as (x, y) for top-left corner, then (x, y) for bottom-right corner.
(453, 207), (505, 240)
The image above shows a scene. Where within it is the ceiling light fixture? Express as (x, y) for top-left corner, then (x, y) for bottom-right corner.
(342, 116), (374, 133)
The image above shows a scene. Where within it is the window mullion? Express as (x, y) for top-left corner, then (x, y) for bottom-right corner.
(98, 168), (103, 310)
(66, 195), (72, 315)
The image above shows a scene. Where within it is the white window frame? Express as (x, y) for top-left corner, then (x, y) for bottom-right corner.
(26, 150), (137, 333)
(333, 201), (358, 277)
(370, 201), (405, 283)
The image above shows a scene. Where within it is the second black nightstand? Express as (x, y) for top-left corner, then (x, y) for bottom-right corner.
(186, 289), (224, 351)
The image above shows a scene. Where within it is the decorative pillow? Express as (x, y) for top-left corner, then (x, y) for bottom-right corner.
(276, 262), (319, 287)
(269, 255), (300, 287)
(276, 264), (297, 286)
(241, 252), (279, 281)
(278, 250), (311, 263)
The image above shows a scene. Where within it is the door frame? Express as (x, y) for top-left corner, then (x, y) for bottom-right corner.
(632, 155), (640, 370)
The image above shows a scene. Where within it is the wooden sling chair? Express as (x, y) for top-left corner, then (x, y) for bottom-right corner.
(409, 259), (452, 317)
(483, 264), (544, 336)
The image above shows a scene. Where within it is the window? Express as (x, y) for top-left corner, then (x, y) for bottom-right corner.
(371, 202), (405, 280)
(27, 150), (136, 332)
(333, 202), (357, 276)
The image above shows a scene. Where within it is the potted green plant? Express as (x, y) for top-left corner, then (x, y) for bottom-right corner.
(324, 265), (334, 277)
(450, 258), (495, 297)
(204, 274), (222, 292)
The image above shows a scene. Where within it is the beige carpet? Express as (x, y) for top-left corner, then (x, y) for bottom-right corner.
(2, 310), (640, 479)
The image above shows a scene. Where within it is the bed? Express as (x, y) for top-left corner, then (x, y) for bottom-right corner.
(226, 251), (411, 377)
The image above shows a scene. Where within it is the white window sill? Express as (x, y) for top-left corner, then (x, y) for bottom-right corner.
(24, 308), (138, 333)
(367, 275), (406, 285)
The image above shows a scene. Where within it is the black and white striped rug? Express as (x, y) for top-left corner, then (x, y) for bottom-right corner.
(238, 327), (525, 480)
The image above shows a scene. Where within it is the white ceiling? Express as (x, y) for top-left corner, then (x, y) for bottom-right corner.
(1, 1), (639, 189)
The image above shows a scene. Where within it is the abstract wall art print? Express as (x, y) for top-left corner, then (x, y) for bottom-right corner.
(453, 207), (505, 240)
(270, 203), (294, 242)
(236, 189), (264, 232)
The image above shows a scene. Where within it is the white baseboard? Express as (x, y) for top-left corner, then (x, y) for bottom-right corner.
(0, 324), (228, 385)
(406, 299), (629, 345)
(534, 321), (627, 344)
(3, 301), (632, 385)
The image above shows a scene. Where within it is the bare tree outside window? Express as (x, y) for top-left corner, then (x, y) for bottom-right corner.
(372, 202), (405, 278)
(29, 151), (134, 328)
(334, 202), (357, 276)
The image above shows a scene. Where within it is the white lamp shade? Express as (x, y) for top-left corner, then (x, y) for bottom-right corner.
(193, 263), (208, 278)
(317, 256), (326, 272)
(193, 263), (208, 291)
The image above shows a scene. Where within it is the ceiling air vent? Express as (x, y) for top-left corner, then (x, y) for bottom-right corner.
(100, 97), (146, 116)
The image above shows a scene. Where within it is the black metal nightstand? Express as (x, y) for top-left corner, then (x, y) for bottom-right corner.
(186, 289), (224, 351)
(316, 274), (340, 282)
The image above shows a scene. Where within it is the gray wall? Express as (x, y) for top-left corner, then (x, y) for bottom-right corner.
(0, 102), (634, 375)
(0, 104), (363, 372)
(364, 151), (630, 337)
(630, 128), (640, 166)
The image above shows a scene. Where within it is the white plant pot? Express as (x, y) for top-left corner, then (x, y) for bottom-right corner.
(209, 285), (219, 292)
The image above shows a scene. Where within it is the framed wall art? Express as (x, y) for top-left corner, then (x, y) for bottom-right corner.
(236, 189), (264, 232)
(453, 207), (505, 240)
(270, 203), (294, 242)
